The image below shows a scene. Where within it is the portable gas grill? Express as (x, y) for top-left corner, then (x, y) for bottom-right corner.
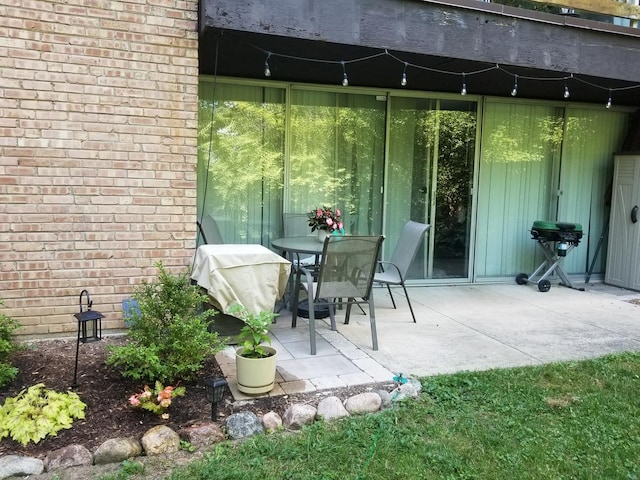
(515, 220), (585, 292)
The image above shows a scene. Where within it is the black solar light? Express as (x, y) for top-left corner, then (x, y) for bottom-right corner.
(71, 289), (104, 388)
(203, 377), (228, 420)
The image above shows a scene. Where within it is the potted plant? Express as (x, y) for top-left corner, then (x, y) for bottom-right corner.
(229, 305), (278, 395)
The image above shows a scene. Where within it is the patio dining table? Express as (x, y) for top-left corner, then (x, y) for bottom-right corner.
(191, 244), (291, 315)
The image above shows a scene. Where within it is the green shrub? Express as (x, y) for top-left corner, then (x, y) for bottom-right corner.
(0, 383), (86, 446)
(0, 298), (21, 388)
(106, 261), (225, 384)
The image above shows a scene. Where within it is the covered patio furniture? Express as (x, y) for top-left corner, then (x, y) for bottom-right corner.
(374, 221), (430, 323)
(191, 244), (291, 315)
(291, 235), (384, 355)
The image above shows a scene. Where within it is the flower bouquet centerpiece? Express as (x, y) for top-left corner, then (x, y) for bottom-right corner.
(308, 206), (344, 242)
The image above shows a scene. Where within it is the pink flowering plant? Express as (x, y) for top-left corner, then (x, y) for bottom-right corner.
(308, 206), (344, 234)
(128, 381), (185, 419)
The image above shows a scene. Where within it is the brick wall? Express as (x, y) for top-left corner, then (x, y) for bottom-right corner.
(0, 0), (200, 338)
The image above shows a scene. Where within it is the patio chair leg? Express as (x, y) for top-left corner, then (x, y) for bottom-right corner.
(328, 303), (336, 331)
(344, 299), (354, 324)
(401, 281), (417, 323)
(309, 299), (317, 355)
(291, 270), (301, 328)
(386, 284), (396, 309)
(368, 297), (378, 351)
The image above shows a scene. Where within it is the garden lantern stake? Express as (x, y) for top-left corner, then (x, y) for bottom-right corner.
(71, 289), (104, 388)
(203, 377), (228, 420)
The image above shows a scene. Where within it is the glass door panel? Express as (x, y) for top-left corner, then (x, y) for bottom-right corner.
(288, 89), (386, 235)
(432, 101), (477, 279)
(197, 82), (285, 245)
(387, 97), (477, 280)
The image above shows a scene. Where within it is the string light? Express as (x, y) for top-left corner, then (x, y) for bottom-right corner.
(563, 74), (572, 99)
(264, 52), (271, 78)
(341, 61), (348, 87)
(250, 45), (639, 108)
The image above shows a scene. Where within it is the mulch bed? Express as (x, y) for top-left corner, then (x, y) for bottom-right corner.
(0, 336), (391, 460)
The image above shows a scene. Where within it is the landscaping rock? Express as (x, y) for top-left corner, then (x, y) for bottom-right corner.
(407, 377), (423, 393)
(0, 454), (44, 479)
(375, 389), (394, 409)
(93, 437), (143, 465)
(44, 444), (93, 471)
(179, 422), (225, 448)
(344, 392), (382, 414)
(141, 425), (181, 456)
(226, 411), (264, 439)
(262, 411), (283, 433)
(390, 382), (420, 403)
(316, 396), (350, 421)
(283, 403), (317, 430)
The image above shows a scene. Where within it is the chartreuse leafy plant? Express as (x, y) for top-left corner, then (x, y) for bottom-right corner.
(106, 262), (225, 384)
(229, 305), (277, 359)
(0, 298), (22, 388)
(0, 383), (86, 446)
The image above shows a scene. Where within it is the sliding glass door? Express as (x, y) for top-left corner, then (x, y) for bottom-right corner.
(197, 78), (631, 284)
(386, 97), (478, 280)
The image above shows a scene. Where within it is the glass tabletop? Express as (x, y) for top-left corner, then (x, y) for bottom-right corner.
(271, 236), (324, 255)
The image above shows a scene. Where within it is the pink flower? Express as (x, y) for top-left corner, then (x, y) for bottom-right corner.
(336, 209), (341, 216)
(326, 218), (334, 226)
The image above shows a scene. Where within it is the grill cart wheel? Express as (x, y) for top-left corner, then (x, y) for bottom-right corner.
(538, 279), (551, 292)
(515, 273), (528, 285)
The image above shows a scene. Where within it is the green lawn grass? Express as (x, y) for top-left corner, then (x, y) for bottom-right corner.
(169, 352), (640, 480)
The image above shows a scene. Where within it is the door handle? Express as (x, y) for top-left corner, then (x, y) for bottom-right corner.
(632, 206), (638, 224)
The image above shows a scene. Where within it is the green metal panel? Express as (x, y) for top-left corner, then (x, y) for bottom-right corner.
(475, 101), (560, 278)
(558, 108), (629, 275)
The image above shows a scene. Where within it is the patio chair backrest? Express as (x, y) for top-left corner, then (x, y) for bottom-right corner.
(197, 214), (224, 245)
(283, 213), (312, 237)
(388, 221), (430, 277)
(315, 235), (384, 301)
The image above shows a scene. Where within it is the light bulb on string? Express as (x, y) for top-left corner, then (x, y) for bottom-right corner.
(460, 73), (467, 96)
(606, 89), (612, 109)
(401, 62), (408, 87)
(264, 52), (271, 77)
(511, 75), (518, 96)
(563, 84), (570, 99)
(341, 61), (349, 86)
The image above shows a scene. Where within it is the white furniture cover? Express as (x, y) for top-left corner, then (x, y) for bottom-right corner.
(191, 244), (291, 315)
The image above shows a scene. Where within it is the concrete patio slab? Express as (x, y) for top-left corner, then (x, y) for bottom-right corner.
(216, 281), (640, 400)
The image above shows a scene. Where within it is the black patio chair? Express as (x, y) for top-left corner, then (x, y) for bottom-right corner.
(291, 235), (384, 355)
(374, 221), (430, 323)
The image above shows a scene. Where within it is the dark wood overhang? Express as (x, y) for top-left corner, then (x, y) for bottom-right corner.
(198, 0), (640, 107)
